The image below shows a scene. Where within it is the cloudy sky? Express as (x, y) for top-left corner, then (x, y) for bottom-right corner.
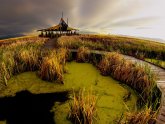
(0, 0), (165, 40)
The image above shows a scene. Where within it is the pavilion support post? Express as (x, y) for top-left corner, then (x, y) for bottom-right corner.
(50, 31), (52, 38)
(44, 31), (45, 37)
(48, 31), (50, 37)
(54, 31), (57, 37)
(52, 31), (54, 38)
(40, 31), (43, 37)
(43, 32), (44, 37)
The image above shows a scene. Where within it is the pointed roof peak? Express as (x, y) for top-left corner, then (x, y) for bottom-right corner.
(60, 18), (64, 21)
(62, 11), (63, 18)
(59, 18), (67, 26)
(37, 12), (78, 32)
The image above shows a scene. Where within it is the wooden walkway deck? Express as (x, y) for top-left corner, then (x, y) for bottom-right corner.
(123, 55), (165, 124)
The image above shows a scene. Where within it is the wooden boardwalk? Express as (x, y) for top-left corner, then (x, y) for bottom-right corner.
(123, 55), (165, 124)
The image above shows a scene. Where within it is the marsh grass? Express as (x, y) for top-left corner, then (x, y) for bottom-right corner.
(68, 89), (97, 124)
(0, 36), (46, 47)
(0, 37), (68, 87)
(57, 35), (165, 61)
(98, 52), (123, 76)
(57, 36), (104, 50)
(98, 52), (159, 108)
(77, 47), (90, 62)
(57, 48), (69, 64)
(0, 37), (48, 88)
(121, 107), (157, 124)
(38, 48), (68, 83)
(0, 50), (17, 87)
(14, 48), (40, 73)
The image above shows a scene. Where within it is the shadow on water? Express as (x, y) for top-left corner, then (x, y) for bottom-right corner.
(0, 90), (69, 124)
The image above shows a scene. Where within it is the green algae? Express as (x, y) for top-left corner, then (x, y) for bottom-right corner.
(55, 62), (137, 124)
(1, 62), (138, 124)
(0, 72), (64, 97)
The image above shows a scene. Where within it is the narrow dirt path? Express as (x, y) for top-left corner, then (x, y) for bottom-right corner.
(43, 38), (57, 49)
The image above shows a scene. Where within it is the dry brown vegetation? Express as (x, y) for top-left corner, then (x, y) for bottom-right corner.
(14, 48), (40, 72)
(76, 47), (90, 62)
(98, 52), (159, 107)
(120, 107), (157, 124)
(0, 36), (43, 46)
(0, 37), (48, 89)
(0, 37), (69, 87)
(57, 36), (104, 50)
(38, 48), (68, 83)
(68, 89), (97, 124)
(57, 35), (165, 60)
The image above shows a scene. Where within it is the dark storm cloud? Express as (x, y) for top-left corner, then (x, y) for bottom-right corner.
(0, 0), (164, 39)
(0, 0), (75, 35)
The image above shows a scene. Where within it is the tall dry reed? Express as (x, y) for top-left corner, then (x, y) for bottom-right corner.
(76, 47), (90, 62)
(121, 107), (157, 124)
(0, 37), (47, 88)
(68, 89), (97, 124)
(98, 52), (158, 107)
(38, 48), (68, 83)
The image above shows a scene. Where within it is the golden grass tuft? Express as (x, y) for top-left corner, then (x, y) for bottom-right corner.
(77, 47), (90, 62)
(14, 48), (40, 72)
(98, 52), (123, 75)
(57, 48), (69, 64)
(121, 107), (157, 124)
(39, 50), (63, 83)
(68, 89), (97, 124)
(38, 48), (68, 83)
(57, 36), (82, 49)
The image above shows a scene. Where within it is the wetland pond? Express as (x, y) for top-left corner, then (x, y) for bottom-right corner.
(0, 62), (137, 124)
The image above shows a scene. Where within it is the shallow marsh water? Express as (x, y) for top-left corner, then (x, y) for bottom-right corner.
(55, 62), (137, 124)
(0, 62), (137, 124)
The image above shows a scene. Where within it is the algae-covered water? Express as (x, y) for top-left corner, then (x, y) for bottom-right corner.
(55, 62), (137, 124)
(0, 62), (137, 124)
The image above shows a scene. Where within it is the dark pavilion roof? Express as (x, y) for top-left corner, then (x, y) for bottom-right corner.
(38, 17), (78, 32)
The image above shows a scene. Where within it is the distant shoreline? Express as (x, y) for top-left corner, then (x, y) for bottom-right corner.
(0, 35), (38, 41)
(0, 34), (26, 40)
(0, 33), (164, 44)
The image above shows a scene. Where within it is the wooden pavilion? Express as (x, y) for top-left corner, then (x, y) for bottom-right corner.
(37, 14), (78, 38)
